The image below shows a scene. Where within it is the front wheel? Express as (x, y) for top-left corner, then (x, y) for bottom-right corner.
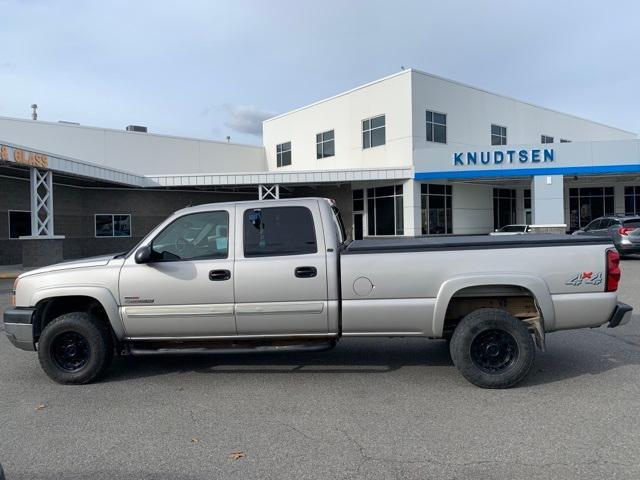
(38, 312), (114, 384)
(450, 308), (535, 389)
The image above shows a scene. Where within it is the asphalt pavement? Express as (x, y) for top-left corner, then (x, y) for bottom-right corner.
(1, 259), (640, 479)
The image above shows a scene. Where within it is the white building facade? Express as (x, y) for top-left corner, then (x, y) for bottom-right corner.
(263, 69), (637, 238)
(1, 68), (639, 265)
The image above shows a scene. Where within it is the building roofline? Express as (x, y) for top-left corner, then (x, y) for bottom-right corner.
(263, 69), (412, 123)
(409, 69), (637, 136)
(264, 68), (637, 137)
(0, 115), (265, 149)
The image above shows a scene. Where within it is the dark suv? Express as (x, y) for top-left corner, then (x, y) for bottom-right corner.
(573, 215), (640, 256)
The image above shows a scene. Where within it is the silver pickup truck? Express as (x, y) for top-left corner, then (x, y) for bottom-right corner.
(3, 198), (633, 388)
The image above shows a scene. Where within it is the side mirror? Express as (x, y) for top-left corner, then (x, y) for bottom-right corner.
(134, 246), (152, 264)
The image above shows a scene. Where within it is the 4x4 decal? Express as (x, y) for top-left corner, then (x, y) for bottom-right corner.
(565, 271), (603, 287)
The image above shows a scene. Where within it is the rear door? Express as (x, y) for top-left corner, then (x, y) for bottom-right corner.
(233, 201), (329, 335)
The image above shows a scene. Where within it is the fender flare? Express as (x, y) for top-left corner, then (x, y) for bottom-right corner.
(431, 273), (555, 337)
(31, 285), (126, 340)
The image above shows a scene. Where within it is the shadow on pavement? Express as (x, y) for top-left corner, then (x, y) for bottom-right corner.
(102, 337), (452, 383)
(99, 329), (640, 388)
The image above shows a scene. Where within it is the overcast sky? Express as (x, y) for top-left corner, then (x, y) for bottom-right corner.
(1, 0), (638, 145)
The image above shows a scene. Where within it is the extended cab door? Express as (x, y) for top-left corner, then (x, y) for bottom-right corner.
(118, 208), (235, 338)
(233, 201), (329, 335)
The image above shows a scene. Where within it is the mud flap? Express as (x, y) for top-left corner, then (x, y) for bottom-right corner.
(523, 316), (545, 352)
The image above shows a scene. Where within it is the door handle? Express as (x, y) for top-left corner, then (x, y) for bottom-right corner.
(209, 269), (231, 281)
(295, 266), (317, 278)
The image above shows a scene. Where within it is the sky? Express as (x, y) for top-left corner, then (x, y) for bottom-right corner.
(1, 0), (639, 145)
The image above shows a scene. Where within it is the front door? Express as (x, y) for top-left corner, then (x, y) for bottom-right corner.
(119, 208), (235, 338)
(233, 203), (329, 335)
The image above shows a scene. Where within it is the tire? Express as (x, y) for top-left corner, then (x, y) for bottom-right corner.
(450, 308), (535, 389)
(37, 312), (114, 385)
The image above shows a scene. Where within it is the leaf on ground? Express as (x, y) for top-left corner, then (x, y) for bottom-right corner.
(190, 437), (200, 444)
(228, 451), (245, 460)
(35, 404), (46, 411)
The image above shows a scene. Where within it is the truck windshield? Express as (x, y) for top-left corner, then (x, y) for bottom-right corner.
(331, 204), (347, 245)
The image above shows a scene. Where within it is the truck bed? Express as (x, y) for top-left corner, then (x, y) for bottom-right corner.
(344, 234), (612, 254)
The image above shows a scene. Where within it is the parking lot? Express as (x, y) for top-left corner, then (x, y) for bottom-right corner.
(0, 260), (639, 480)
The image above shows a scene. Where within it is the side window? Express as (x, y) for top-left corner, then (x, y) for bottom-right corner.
(244, 206), (317, 257)
(601, 219), (614, 229)
(150, 211), (229, 261)
(585, 219), (601, 231)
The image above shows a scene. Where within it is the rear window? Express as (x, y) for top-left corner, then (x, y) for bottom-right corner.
(243, 206), (317, 257)
(622, 219), (640, 228)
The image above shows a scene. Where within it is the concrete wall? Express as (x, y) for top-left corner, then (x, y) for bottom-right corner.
(532, 175), (565, 225)
(0, 177), (31, 264)
(263, 72), (413, 171)
(0, 116), (267, 175)
(451, 183), (494, 235)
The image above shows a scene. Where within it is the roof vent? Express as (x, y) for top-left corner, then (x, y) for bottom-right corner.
(126, 125), (147, 133)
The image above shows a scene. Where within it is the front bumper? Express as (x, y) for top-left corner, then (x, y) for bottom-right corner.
(3, 307), (36, 351)
(608, 302), (633, 328)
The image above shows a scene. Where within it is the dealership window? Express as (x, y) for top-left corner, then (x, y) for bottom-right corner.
(352, 190), (364, 240)
(569, 187), (615, 231)
(362, 115), (386, 149)
(426, 110), (447, 144)
(353, 189), (364, 212)
(625, 186), (640, 215)
(316, 130), (335, 159)
(367, 185), (403, 236)
(541, 135), (554, 144)
(421, 184), (452, 235)
(95, 214), (131, 237)
(276, 142), (292, 167)
(560, 139), (571, 143)
(244, 206), (317, 257)
(491, 124), (507, 146)
(493, 189), (516, 229)
(8, 210), (31, 239)
(523, 189), (532, 224)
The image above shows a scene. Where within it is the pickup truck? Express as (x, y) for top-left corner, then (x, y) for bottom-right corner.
(3, 198), (633, 388)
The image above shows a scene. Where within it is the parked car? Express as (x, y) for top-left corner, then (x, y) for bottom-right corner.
(4, 198), (632, 389)
(489, 224), (532, 235)
(572, 215), (640, 256)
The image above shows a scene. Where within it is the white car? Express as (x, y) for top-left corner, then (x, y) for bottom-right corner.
(490, 224), (532, 235)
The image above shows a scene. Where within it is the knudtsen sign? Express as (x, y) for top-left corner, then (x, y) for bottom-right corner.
(453, 148), (554, 167)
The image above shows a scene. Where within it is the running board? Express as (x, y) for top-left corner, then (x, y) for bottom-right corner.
(128, 340), (336, 356)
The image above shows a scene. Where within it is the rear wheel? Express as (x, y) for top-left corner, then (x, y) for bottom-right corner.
(450, 308), (535, 389)
(38, 312), (114, 384)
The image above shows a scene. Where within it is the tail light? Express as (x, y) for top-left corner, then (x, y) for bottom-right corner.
(618, 227), (634, 236)
(606, 248), (621, 292)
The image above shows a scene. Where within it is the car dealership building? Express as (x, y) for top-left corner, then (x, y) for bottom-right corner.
(1, 68), (639, 266)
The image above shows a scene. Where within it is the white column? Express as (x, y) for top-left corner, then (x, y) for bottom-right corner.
(402, 179), (422, 236)
(532, 175), (565, 226)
